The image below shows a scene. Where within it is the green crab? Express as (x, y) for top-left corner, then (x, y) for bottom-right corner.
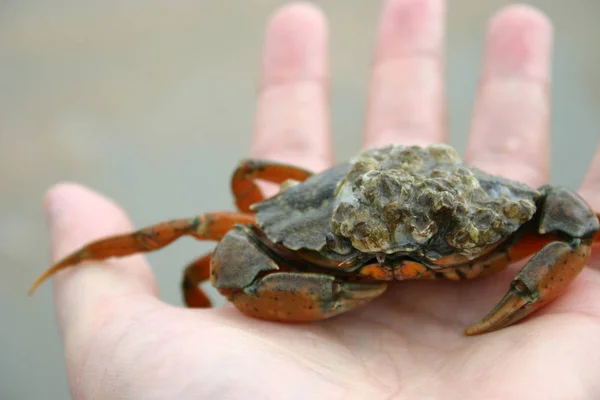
(29, 144), (600, 335)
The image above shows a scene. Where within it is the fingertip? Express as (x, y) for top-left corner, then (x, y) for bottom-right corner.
(44, 181), (123, 213)
(39, 182), (159, 338)
(43, 181), (134, 260)
(485, 4), (553, 80)
(269, 1), (327, 31)
(262, 1), (328, 87)
(376, 0), (445, 59)
(489, 4), (552, 32)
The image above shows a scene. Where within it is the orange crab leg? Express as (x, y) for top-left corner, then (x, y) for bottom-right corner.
(358, 260), (436, 281)
(497, 206), (600, 262)
(231, 160), (313, 212)
(181, 252), (213, 308)
(356, 231), (560, 284)
(462, 231), (559, 279)
(28, 211), (255, 294)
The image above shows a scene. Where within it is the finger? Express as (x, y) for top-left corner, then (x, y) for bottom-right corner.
(578, 141), (600, 273)
(363, 0), (446, 149)
(44, 183), (158, 336)
(579, 140), (600, 209)
(464, 5), (552, 187)
(252, 2), (331, 172)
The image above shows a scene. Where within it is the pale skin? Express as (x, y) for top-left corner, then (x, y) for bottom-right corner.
(43, 1), (600, 399)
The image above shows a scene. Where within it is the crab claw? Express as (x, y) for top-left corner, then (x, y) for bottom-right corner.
(466, 185), (599, 335)
(224, 272), (388, 322)
(465, 238), (593, 335)
(211, 225), (388, 322)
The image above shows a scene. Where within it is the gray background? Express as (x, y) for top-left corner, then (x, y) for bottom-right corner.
(1, 1), (599, 398)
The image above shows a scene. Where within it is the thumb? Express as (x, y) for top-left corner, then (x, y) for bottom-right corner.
(40, 183), (159, 337)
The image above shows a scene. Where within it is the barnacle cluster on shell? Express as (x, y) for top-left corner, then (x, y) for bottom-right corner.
(330, 144), (536, 258)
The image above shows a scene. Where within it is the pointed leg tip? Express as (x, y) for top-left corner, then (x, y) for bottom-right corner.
(463, 326), (480, 336)
(463, 320), (494, 336)
(27, 278), (44, 296)
(27, 267), (59, 296)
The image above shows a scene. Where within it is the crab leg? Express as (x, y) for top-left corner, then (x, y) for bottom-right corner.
(181, 252), (213, 308)
(447, 231), (561, 281)
(28, 211), (255, 294)
(465, 186), (599, 335)
(212, 225), (388, 321)
(231, 159), (313, 212)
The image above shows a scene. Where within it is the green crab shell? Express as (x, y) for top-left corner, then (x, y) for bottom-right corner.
(329, 145), (542, 259)
(252, 163), (352, 251)
(252, 144), (543, 261)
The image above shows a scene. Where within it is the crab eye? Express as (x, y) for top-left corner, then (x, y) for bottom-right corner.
(326, 233), (352, 255)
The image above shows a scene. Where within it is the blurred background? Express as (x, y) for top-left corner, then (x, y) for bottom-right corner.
(1, 0), (599, 397)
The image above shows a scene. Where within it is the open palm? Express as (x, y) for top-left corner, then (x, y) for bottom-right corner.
(44, 1), (600, 399)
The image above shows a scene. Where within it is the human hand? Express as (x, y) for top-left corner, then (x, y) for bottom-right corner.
(43, 1), (600, 399)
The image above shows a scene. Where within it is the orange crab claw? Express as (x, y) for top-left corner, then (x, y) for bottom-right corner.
(220, 272), (388, 322)
(211, 225), (388, 322)
(465, 237), (593, 335)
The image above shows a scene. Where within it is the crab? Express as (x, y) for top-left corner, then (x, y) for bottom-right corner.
(29, 144), (600, 335)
